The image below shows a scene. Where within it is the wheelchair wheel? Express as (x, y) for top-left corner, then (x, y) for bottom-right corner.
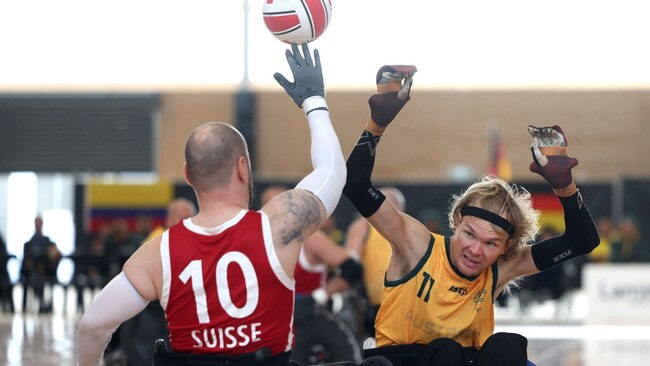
(291, 305), (362, 365)
(118, 301), (169, 366)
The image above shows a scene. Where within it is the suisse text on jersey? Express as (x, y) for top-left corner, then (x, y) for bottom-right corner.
(190, 322), (262, 349)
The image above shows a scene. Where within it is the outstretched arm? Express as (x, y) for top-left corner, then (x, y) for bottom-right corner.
(263, 44), (346, 275)
(501, 126), (600, 281)
(343, 66), (430, 273)
(343, 65), (416, 222)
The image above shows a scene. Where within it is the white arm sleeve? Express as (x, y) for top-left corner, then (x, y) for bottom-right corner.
(77, 272), (150, 366)
(295, 98), (346, 217)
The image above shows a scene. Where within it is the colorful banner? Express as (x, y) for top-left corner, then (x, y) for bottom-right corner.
(87, 182), (172, 233)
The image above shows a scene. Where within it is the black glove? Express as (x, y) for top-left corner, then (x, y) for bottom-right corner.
(274, 43), (327, 115)
(528, 125), (578, 189)
(368, 65), (417, 127)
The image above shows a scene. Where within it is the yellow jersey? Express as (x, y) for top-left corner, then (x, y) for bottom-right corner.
(375, 233), (497, 349)
(143, 225), (166, 245)
(589, 237), (611, 262)
(362, 225), (392, 306)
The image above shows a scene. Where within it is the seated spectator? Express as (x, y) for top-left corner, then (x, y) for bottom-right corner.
(610, 216), (650, 262)
(104, 219), (140, 278)
(589, 216), (615, 263)
(0, 232), (14, 313)
(21, 216), (61, 313)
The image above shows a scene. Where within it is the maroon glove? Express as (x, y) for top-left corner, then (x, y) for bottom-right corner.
(528, 125), (579, 189)
(368, 65), (417, 127)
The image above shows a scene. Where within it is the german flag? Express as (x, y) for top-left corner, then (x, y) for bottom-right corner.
(488, 126), (512, 182)
(531, 192), (565, 233)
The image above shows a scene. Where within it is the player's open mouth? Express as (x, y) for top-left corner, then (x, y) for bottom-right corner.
(463, 255), (480, 267)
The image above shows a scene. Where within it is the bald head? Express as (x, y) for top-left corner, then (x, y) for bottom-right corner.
(185, 122), (249, 192)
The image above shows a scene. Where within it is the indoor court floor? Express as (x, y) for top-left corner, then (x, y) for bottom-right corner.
(0, 287), (648, 366)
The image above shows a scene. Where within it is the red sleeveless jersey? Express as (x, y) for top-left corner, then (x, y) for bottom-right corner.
(294, 247), (327, 296)
(160, 210), (295, 355)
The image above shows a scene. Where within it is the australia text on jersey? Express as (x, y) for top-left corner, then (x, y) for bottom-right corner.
(403, 310), (480, 345)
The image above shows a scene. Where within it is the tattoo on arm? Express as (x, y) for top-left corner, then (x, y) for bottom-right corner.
(277, 191), (323, 246)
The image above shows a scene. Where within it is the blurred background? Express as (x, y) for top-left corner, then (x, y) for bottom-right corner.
(0, 0), (649, 365)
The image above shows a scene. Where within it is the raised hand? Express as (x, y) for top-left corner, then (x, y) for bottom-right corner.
(274, 43), (326, 115)
(528, 125), (578, 191)
(368, 65), (417, 129)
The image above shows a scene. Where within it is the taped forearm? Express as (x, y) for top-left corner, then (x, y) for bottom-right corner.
(77, 272), (150, 366)
(342, 130), (386, 217)
(296, 107), (346, 217)
(531, 191), (600, 271)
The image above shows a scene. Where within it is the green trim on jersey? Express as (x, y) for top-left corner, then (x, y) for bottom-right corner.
(490, 261), (499, 303)
(445, 236), (478, 281)
(384, 235), (435, 287)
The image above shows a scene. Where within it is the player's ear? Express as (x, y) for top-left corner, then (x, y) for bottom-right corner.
(183, 162), (193, 187)
(236, 156), (250, 184)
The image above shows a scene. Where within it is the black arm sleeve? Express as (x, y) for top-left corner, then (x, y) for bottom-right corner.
(531, 191), (601, 271)
(342, 130), (386, 217)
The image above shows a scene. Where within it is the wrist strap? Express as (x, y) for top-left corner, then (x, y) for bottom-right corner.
(302, 96), (328, 116)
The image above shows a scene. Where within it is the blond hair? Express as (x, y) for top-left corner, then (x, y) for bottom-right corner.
(448, 176), (540, 260)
